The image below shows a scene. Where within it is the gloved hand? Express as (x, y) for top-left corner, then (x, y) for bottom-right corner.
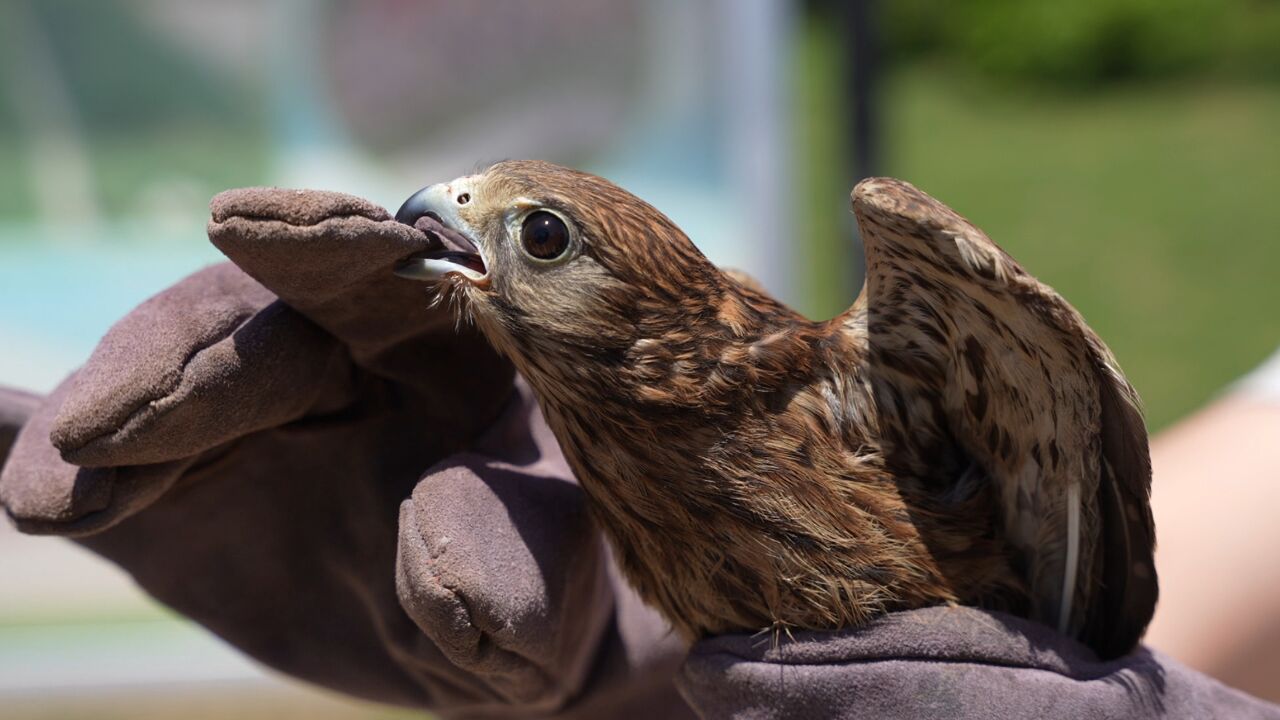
(678, 606), (1280, 720)
(0, 189), (689, 719)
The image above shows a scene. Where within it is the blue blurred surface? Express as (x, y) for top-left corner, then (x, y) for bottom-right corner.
(0, 228), (221, 391)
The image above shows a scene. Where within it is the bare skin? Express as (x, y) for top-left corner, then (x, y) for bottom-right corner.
(1146, 392), (1280, 702)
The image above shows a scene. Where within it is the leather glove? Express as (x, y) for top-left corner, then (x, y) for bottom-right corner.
(0, 189), (690, 719)
(678, 606), (1280, 719)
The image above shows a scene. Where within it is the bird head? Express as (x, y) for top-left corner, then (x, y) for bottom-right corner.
(393, 160), (736, 387)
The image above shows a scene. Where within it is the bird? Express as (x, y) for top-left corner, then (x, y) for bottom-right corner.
(392, 160), (1158, 659)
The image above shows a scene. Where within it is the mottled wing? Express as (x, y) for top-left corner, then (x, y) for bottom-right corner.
(840, 178), (1156, 658)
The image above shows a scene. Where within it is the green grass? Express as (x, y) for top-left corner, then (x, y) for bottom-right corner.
(802, 63), (1280, 430)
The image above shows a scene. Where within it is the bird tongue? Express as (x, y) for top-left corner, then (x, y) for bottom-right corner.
(413, 215), (480, 256)
(409, 215), (486, 275)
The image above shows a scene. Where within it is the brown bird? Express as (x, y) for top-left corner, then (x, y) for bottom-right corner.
(393, 160), (1157, 659)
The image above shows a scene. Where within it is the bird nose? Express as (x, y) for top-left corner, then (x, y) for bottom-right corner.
(395, 184), (446, 226)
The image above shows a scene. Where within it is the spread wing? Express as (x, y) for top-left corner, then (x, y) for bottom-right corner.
(840, 177), (1156, 658)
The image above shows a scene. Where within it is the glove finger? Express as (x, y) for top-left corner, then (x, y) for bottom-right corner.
(1, 377), (192, 534)
(0, 385), (41, 469)
(207, 188), (511, 397)
(52, 263), (355, 467)
(396, 384), (614, 710)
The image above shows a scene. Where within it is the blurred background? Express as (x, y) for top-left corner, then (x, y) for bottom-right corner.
(1, 0), (1277, 716)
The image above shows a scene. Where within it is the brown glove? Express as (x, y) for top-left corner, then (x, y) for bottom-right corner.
(0, 189), (689, 719)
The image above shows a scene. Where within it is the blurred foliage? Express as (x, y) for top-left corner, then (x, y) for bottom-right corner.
(25, 1), (252, 134)
(0, 1), (266, 220)
(792, 9), (859, 324)
(884, 0), (1280, 86)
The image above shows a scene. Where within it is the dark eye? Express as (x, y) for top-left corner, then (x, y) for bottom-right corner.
(520, 210), (571, 261)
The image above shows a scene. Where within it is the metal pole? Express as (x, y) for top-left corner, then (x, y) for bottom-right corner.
(846, 0), (880, 184)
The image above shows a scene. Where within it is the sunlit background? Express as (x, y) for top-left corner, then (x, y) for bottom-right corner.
(1, 0), (1278, 716)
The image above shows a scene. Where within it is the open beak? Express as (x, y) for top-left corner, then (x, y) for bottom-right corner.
(393, 183), (489, 287)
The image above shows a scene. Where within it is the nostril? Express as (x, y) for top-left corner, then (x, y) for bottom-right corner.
(457, 193), (471, 205)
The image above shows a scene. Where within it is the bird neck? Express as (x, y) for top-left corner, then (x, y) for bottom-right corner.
(554, 288), (813, 421)
(507, 273), (834, 508)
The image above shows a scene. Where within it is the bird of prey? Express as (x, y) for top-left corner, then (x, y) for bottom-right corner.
(393, 160), (1157, 659)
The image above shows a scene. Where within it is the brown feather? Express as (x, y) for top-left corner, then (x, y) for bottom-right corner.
(848, 178), (1157, 656)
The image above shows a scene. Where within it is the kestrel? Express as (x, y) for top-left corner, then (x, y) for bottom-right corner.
(393, 161), (1157, 659)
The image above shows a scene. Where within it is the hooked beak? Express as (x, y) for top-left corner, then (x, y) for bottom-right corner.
(393, 183), (490, 287)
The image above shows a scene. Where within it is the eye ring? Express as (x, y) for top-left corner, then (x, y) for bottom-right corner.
(519, 210), (573, 262)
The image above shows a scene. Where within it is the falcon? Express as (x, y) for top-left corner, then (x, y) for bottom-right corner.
(393, 160), (1157, 659)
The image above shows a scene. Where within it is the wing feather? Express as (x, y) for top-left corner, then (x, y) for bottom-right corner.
(842, 177), (1157, 657)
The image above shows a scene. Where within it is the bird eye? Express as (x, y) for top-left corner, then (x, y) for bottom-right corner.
(520, 210), (571, 261)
